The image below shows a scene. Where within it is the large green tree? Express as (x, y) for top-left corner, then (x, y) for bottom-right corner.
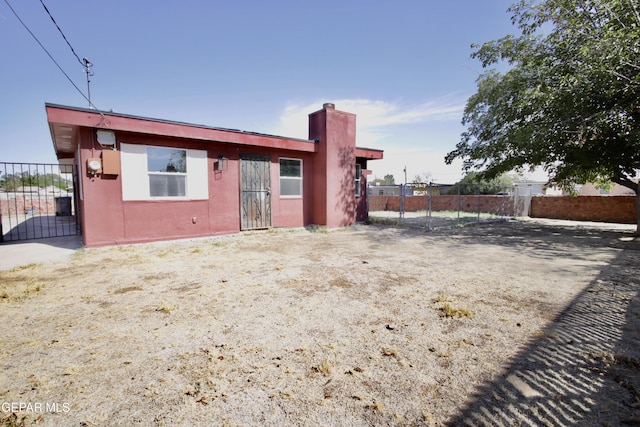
(445, 0), (640, 232)
(447, 172), (513, 195)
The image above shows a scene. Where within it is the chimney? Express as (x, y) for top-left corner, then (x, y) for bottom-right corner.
(308, 103), (357, 227)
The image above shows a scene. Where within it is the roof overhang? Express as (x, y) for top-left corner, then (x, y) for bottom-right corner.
(355, 146), (384, 160)
(46, 103), (317, 160)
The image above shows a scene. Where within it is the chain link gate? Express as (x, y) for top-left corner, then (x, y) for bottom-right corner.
(367, 182), (519, 230)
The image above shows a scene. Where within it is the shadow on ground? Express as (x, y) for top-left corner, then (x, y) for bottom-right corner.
(1, 215), (79, 248)
(371, 219), (640, 425)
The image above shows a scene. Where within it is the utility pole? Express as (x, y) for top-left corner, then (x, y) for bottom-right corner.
(83, 58), (93, 108)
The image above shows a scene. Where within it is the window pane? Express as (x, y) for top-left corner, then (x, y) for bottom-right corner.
(147, 147), (187, 173)
(281, 178), (301, 196)
(280, 159), (301, 177)
(149, 175), (186, 197)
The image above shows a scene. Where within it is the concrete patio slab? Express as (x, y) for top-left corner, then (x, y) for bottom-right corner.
(0, 235), (83, 270)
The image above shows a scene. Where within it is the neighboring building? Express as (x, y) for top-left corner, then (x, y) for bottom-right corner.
(46, 103), (383, 247)
(368, 185), (395, 196)
(575, 182), (636, 196)
(514, 180), (637, 197)
(513, 181), (546, 196)
(367, 183), (438, 196)
(15, 186), (41, 194)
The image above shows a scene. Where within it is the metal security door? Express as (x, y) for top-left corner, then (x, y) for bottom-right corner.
(240, 154), (272, 230)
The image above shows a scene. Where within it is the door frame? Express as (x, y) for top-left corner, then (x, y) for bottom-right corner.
(239, 154), (272, 230)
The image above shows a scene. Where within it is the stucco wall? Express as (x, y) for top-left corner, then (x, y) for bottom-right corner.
(309, 105), (358, 227)
(78, 130), (316, 247)
(49, 103), (378, 247)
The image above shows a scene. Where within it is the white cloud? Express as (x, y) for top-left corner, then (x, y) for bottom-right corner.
(270, 97), (550, 185)
(369, 150), (466, 185)
(271, 97), (468, 183)
(272, 97), (465, 147)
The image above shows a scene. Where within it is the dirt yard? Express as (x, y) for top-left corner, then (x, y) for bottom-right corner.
(1, 219), (639, 426)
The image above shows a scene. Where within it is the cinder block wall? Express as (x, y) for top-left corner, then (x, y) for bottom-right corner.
(530, 196), (636, 224)
(368, 195), (516, 215)
(0, 196), (57, 216)
(369, 194), (637, 224)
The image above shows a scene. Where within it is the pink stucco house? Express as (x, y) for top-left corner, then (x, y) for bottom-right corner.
(46, 102), (383, 247)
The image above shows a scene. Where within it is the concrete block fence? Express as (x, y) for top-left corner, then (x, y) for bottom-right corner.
(369, 194), (637, 224)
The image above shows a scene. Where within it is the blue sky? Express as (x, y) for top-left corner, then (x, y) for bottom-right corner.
(1, 0), (528, 184)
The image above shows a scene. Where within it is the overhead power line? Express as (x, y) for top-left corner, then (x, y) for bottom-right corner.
(38, 0), (94, 108)
(3, 0), (97, 109)
(38, 0), (84, 66)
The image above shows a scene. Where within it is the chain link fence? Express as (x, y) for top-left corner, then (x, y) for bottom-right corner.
(367, 182), (532, 230)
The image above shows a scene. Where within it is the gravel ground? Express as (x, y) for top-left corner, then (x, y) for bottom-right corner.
(0, 218), (639, 426)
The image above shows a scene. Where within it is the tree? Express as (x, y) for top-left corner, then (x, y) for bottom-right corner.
(0, 172), (69, 192)
(411, 172), (432, 193)
(383, 174), (396, 185)
(447, 172), (513, 195)
(411, 172), (432, 184)
(445, 0), (640, 232)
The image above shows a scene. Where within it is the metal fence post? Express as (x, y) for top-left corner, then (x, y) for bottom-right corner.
(457, 184), (461, 226)
(399, 184), (404, 219)
(428, 181), (433, 230)
(477, 185), (481, 224)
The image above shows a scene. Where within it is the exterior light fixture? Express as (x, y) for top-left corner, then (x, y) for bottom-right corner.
(96, 130), (116, 147)
(217, 156), (228, 171)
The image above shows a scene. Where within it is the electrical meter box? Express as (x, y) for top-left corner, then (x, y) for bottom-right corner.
(101, 150), (121, 175)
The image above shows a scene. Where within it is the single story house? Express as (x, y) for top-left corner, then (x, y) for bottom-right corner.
(513, 181), (546, 196)
(574, 182), (636, 196)
(367, 185), (407, 196)
(46, 102), (383, 247)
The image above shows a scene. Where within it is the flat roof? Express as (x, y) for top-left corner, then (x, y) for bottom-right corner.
(46, 103), (383, 161)
(46, 103), (314, 143)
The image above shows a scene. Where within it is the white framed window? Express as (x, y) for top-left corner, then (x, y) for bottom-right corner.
(279, 158), (302, 197)
(147, 147), (187, 197)
(355, 164), (362, 197)
(120, 143), (208, 200)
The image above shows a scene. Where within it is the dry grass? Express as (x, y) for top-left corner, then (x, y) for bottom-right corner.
(439, 302), (474, 318)
(0, 220), (637, 426)
(312, 358), (335, 375)
(382, 347), (399, 357)
(1, 412), (30, 427)
(0, 276), (44, 302)
(433, 293), (450, 303)
(156, 300), (178, 314)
